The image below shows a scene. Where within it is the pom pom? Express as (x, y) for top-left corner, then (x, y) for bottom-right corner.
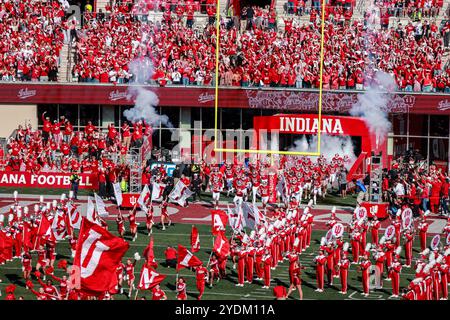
(134, 252), (141, 261)
(320, 237), (326, 246)
(25, 280), (34, 289)
(34, 271), (41, 278)
(13, 190), (18, 199)
(331, 206), (336, 213)
(57, 259), (68, 270)
(45, 266), (54, 275)
(5, 284), (16, 294)
(343, 242), (349, 252)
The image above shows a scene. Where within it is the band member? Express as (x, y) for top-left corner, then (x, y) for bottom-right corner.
(418, 216), (429, 252)
(359, 248), (372, 296)
(403, 228), (414, 267)
(389, 247), (403, 298)
(262, 249), (272, 289)
(337, 243), (350, 294)
(370, 216), (380, 246)
(236, 246), (247, 287)
(314, 249), (327, 292)
(146, 204), (154, 235)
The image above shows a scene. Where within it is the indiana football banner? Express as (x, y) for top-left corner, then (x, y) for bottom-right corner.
(138, 184), (151, 213)
(137, 265), (166, 290)
(190, 225), (200, 253)
(94, 193), (109, 218)
(211, 209), (228, 235)
(112, 182), (123, 207)
(213, 233), (230, 258)
(176, 244), (203, 270)
(72, 218), (129, 294)
(169, 180), (194, 206)
(151, 182), (165, 203)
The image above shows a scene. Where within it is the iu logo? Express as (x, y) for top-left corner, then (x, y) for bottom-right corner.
(370, 205), (378, 214)
(130, 196), (137, 205)
(80, 230), (110, 278)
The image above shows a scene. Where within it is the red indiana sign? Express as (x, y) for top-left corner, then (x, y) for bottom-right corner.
(0, 171), (98, 190)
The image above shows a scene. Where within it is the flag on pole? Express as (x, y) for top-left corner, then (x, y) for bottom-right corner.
(138, 185), (151, 213)
(242, 202), (258, 230)
(51, 209), (68, 241)
(137, 265), (166, 290)
(86, 196), (97, 223)
(176, 244), (203, 271)
(213, 232), (230, 258)
(67, 203), (82, 229)
(94, 193), (109, 218)
(211, 210), (228, 235)
(37, 215), (56, 243)
(151, 182), (165, 202)
(113, 183), (123, 207)
(169, 180), (194, 206)
(190, 225), (200, 253)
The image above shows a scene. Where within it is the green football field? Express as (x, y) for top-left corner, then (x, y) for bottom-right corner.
(0, 221), (427, 300)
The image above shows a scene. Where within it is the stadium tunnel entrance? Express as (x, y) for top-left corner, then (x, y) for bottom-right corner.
(253, 114), (388, 180)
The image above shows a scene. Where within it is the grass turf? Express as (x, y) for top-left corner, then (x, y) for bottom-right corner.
(0, 221), (427, 300)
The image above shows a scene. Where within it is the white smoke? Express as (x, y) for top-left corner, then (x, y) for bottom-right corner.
(124, 41), (173, 129)
(349, 71), (394, 148)
(288, 135), (356, 168)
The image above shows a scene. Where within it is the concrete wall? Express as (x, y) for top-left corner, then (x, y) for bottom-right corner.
(0, 104), (37, 138)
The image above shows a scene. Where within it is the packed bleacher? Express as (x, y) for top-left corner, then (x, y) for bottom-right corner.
(0, 0), (66, 82)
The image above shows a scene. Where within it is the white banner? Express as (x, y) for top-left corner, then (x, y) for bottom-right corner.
(138, 184), (151, 213)
(67, 203), (82, 229)
(151, 182), (165, 203)
(242, 202), (258, 230)
(51, 209), (67, 241)
(168, 180), (194, 206)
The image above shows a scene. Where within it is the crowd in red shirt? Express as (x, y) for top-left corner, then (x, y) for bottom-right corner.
(0, 0), (65, 82)
(69, 0), (449, 92)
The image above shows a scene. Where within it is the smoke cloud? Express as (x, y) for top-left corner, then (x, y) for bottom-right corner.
(349, 71), (394, 147)
(288, 135), (357, 168)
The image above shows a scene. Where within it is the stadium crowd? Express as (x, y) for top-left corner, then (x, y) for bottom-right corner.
(69, 0), (450, 92)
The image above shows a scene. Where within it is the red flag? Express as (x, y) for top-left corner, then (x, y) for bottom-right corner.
(37, 215), (56, 243)
(190, 225), (200, 253)
(143, 237), (157, 268)
(137, 265), (166, 290)
(211, 210), (228, 235)
(176, 244), (202, 271)
(213, 233), (230, 258)
(72, 218), (129, 295)
(23, 223), (33, 251)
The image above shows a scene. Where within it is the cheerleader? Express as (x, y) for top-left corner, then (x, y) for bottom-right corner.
(176, 277), (187, 300)
(125, 253), (140, 298)
(146, 204), (154, 235)
(160, 200), (171, 231)
(208, 254), (220, 287)
(22, 251), (32, 280)
(116, 212), (125, 238)
(286, 260), (304, 300)
(128, 206), (138, 241)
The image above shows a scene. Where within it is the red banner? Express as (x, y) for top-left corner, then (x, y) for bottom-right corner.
(1, 83), (450, 115)
(0, 171), (98, 190)
(361, 202), (389, 219)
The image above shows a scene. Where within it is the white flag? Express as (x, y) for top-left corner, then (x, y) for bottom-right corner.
(151, 182), (165, 202)
(138, 184), (151, 213)
(227, 205), (243, 232)
(86, 196), (97, 223)
(242, 202), (257, 230)
(67, 203), (82, 229)
(51, 209), (67, 241)
(94, 193), (109, 218)
(113, 183), (123, 207)
(168, 180), (194, 206)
